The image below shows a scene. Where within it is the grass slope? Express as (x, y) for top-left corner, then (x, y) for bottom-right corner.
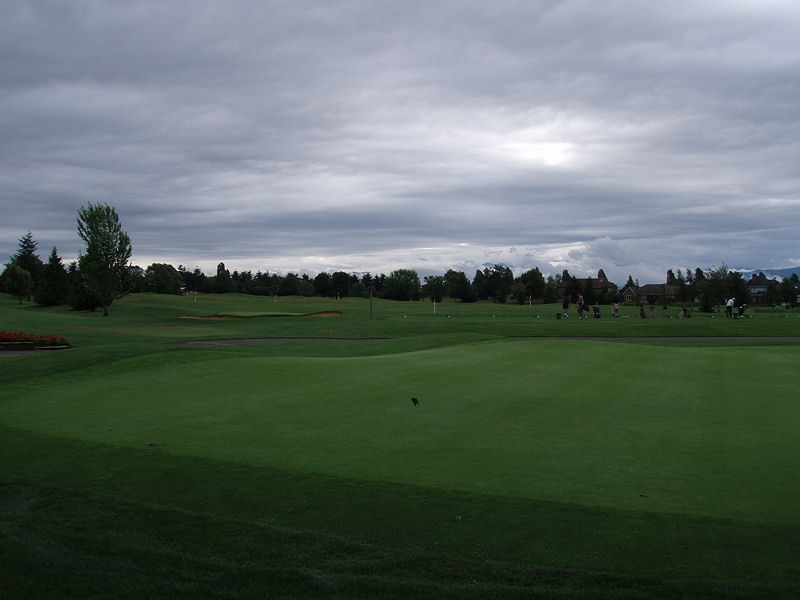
(4, 426), (799, 599)
(2, 293), (800, 598)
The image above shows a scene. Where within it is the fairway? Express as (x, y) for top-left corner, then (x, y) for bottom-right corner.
(2, 293), (800, 598)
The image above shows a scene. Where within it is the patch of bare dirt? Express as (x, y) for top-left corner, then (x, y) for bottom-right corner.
(174, 337), (380, 346)
(178, 311), (341, 319)
(178, 315), (238, 320)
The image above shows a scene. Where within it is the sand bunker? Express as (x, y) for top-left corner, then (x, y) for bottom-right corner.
(178, 311), (341, 320)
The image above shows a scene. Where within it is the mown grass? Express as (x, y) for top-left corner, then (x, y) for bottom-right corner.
(4, 430), (799, 599)
(2, 293), (800, 598)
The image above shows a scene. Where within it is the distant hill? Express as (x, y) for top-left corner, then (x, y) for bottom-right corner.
(747, 266), (800, 280)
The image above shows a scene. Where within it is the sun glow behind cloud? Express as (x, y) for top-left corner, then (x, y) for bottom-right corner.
(492, 140), (578, 167)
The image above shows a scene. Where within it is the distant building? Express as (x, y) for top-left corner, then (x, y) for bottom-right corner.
(557, 276), (615, 301)
(621, 283), (679, 305)
(747, 273), (773, 305)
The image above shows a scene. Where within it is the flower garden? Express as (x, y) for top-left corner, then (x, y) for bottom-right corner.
(0, 330), (70, 350)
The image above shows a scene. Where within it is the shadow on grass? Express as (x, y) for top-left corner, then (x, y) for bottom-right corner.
(2, 424), (799, 599)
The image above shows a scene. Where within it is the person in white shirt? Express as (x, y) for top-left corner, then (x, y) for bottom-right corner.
(726, 297), (735, 318)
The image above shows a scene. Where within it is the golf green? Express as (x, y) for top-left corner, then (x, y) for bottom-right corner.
(3, 336), (798, 523)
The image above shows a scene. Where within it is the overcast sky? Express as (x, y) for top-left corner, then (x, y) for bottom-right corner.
(2, 1), (799, 285)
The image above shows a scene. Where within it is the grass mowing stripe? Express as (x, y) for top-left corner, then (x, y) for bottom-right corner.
(0, 483), (664, 600)
(3, 480), (687, 600)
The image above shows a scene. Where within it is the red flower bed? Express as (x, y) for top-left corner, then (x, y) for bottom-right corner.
(0, 330), (70, 347)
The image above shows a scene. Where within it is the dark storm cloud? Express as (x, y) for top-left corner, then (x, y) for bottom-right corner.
(2, 1), (799, 283)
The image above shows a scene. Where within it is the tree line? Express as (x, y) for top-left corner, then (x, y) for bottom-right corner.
(2, 204), (798, 315)
(665, 266), (798, 311)
(2, 204), (131, 315)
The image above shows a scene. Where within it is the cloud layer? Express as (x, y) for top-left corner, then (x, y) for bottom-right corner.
(2, 1), (799, 284)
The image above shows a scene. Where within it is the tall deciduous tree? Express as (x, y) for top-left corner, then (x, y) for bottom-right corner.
(473, 264), (514, 302)
(313, 272), (332, 297)
(6, 264), (32, 304)
(705, 265), (728, 308)
(444, 269), (475, 302)
(780, 275), (798, 308)
(423, 275), (444, 302)
(384, 269), (420, 301)
(77, 203), (132, 316)
(331, 271), (351, 298)
(519, 267), (545, 302)
(724, 271), (751, 306)
(145, 263), (183, 295)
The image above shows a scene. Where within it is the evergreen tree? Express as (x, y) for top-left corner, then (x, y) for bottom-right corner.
(10, 230), (43, 274)
(1, 230), (43, 297)
(212, 262), (234, 293)
(35, 247), (69, 306)
(67, 261), (99, 311)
